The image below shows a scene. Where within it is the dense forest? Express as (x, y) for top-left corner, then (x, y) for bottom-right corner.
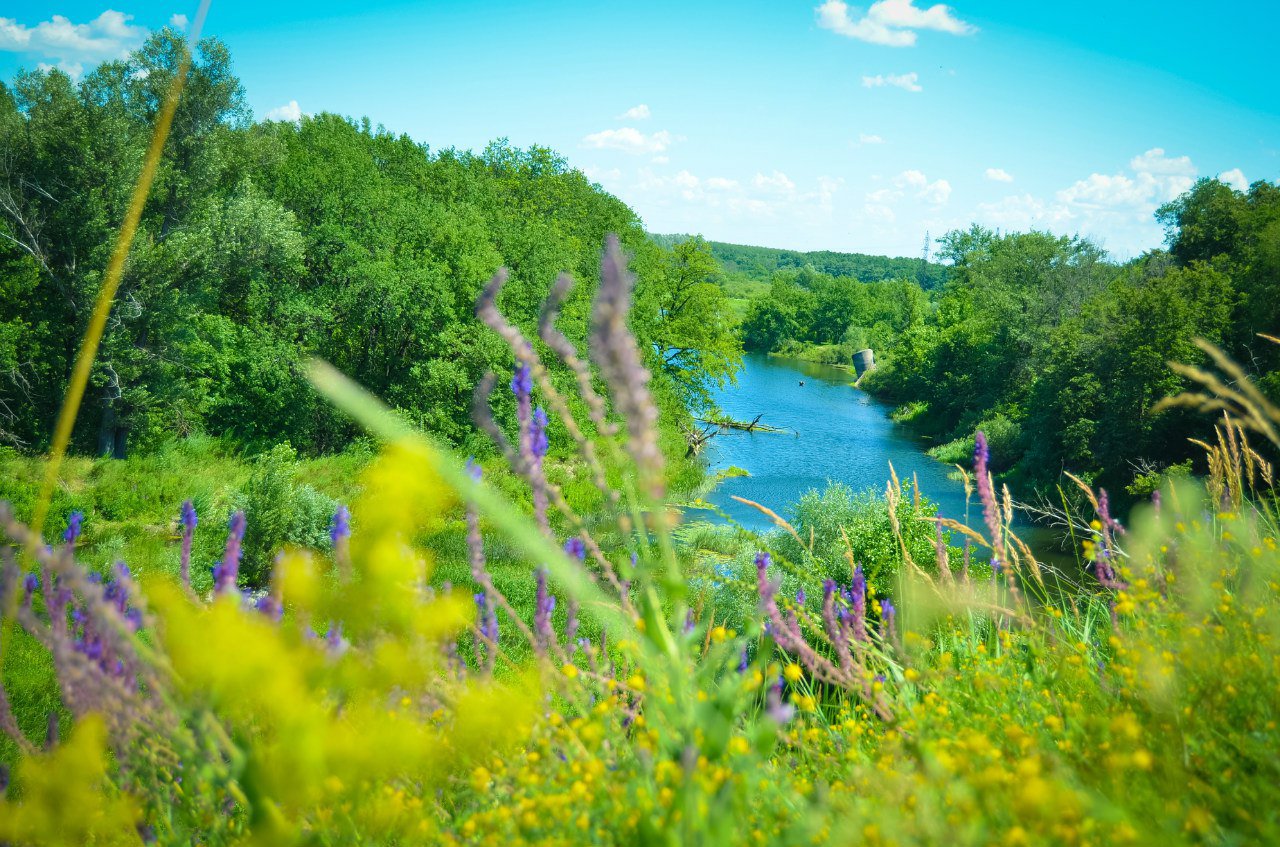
(651, 237), (946, 288)
(0, 30), (741, 462)
(732, 180), (1279, 498)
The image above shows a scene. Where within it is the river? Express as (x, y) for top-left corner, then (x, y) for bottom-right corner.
(698, 354), (1064, 562)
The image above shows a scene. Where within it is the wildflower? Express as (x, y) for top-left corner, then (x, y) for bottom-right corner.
(880, 599), (896, 644)
(212, 511), (247, 595)
(510, 361), (533, 399)
(974, 431), (1004, 571)
(531, 406), (549, 459)
(783, 663), (803, 683)
(534, 568), (557, 655)
(21, 572), (39, 607)
(179, 500), (197, 588)
(850, 567), (868, 642)
(62, 510), (84, 548)
(765, 685), (794, 725)
(564, 536), (586, 561)
(329, 504), (350, 546)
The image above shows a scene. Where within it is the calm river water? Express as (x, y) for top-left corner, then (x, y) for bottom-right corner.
(700, 354), (977, 530)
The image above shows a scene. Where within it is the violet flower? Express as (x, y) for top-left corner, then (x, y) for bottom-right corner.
(531, 406), (549, 459)
(22, 572), (38, 608)
(534, 567), (556, 656)
(63, 510), (84, 548)
(329, 504), (350, 547)
(179, 500), (197, 588)
(212, 511), (247, 595)
(974, 431), (1004, 572)
(850, 566), (868, 643)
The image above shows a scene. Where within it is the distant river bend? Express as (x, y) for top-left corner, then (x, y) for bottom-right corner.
(700, 353), (977, 532)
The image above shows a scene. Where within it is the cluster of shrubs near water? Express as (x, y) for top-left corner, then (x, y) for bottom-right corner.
(1, 238), (1278, 847)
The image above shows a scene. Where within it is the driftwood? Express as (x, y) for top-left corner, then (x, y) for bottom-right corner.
(695, 413), (788, 434)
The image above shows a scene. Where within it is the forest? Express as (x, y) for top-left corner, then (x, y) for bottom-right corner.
(1, 24), (1279, 847)
(0, 31), (741, 460)
(736, 181), (1280, 499)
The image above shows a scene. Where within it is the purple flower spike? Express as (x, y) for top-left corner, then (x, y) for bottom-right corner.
(179, 500), (197, 588)
(531, 407), (549, 459)
(465, 457), (483, 482)
(850, 567), (868, 643)
(534, 567), (556, 655)
(880, 599), (896, 643)
(329, 504), (351, 547)
(974, 431), (1005, 572)
(63, 510), (84, 547)
(510, 361), (533, 399)
(796, 588), (806, 605)
(214, 511), (247, 595)
(766, 685), (795, 725)
(22, 573), (39, 607)
(564, 537), (586, 561)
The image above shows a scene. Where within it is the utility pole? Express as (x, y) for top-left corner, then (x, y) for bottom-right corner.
(918, 230), (930, 287)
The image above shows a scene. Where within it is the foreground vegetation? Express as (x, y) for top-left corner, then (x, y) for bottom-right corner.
(2, 235), (1279, 847)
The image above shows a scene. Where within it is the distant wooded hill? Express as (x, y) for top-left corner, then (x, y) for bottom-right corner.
(651, 235), (947, 289)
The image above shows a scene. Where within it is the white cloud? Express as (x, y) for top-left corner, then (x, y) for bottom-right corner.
(862, 72), (922, 92)
(895, 169), (928, 189)
(651, 155), (670, 165)
(170, 13), (189, 30)
(864, 204), (896, 223)
(921, 178), (951, 204)
(705, 177), (740, 191)
(816, 0), (975, 47)
(582, 166), (623, 184)
(973, 193), (1076, 233)
(0, 11), (146, 68)
(36, 59), (84, 79)
(582, 126), (674, 155)
(619, 104), (650, 120)
(985, 167), (1013, 182)
(1130, 147), (1195, 177)
(1218, 168), (1248, 192)
(265, 100), (303, 122)
(859, 133), (885, 144)
(752, 171), (797, 194)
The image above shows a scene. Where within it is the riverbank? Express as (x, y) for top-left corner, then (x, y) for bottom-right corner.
(699, 353), (1078, 566)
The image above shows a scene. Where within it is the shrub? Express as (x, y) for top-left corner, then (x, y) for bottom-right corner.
(233, 443), (339, 588)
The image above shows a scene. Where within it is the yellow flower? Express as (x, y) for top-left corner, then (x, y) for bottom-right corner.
(783, 663), (804, 683)
(562, 663), (579, 679)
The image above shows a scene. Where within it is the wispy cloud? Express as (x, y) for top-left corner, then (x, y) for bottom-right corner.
(618, 104), (650, 120)
(859, 133), (885, 144)
(816, 0), (975, 47)
(985, 167), (1013, 182)
(582, 127), (675, 155)
(862, 72), (922, 92)
(0, 11), (147, 77)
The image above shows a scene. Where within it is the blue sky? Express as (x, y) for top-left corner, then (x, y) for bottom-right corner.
(3, 1), (1277, 258)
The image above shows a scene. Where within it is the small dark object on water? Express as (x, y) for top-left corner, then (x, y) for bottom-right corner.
(798, 381), (805, 386)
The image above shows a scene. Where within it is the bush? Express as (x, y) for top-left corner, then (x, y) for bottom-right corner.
(927, 412), (1023, 471)
(233, 443), (339, 588)
(773, 481), (947, 594)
